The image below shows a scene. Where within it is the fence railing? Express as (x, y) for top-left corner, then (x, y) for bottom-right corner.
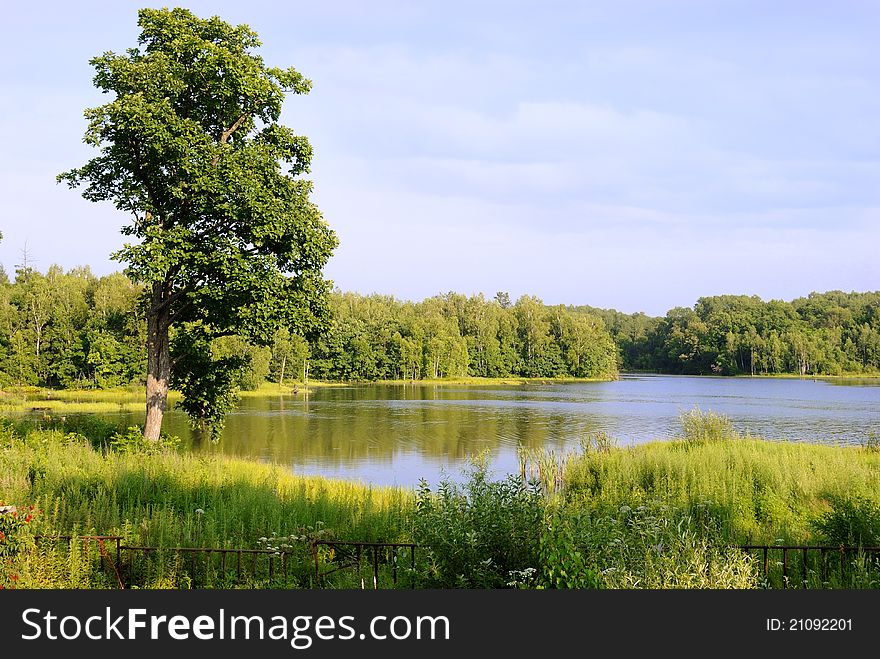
(738, 544), (880, 589)
(31, 536), (880, 589)
(312, 539), (418, 589)
(33, 535), (416, 590)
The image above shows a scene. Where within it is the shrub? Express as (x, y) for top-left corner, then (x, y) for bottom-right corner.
(538, 513), (602, 589)
(108, 426), (181, 454)
(582, 500), (756, 588)
(413, 462), (544, 588)
(679, 406), (738, 443)
(0, 503), (38, 588)
(813, 495), (880, 547)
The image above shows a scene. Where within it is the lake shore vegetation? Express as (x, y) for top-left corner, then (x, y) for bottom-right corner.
(1, 265), (877, 400)
(3, 409), (879, 589)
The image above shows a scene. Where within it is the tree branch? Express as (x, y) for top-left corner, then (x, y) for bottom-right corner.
(168, 300), (192, 325)
(211, 113), (249, 165)
(150, 286), (188, 316)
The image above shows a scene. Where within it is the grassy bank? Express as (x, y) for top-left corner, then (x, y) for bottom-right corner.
(3, 410), (880, 589)
(375, 376), (612, 386)
(0, 375), (607, 415)
(0, 428), (411, 549)
(565, 436), (880, 544)
(0, 386), (149, 414)
(0, 381), (320, 414)
(0, 421), (412, 587)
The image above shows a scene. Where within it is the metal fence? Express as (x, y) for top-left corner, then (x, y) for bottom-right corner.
(32, 535), (880, 589)
(738, 544), (880, 589)
(33, 535), (417, 590)
(312, 540), (418, 589)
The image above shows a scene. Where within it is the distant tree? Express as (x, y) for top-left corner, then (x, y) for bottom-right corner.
(270, 326), (310, 386)
(494, 291), (511, 309)
(514, 295), (551, 376)
(59, 8), (337, 438)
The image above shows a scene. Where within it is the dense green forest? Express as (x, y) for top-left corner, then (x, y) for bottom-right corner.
(581, 291), (880, 375)
(0, 264), (877, 389)
(308, 290), (617, 381)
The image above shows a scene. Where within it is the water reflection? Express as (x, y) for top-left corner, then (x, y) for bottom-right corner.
(109, 375), (880, 488)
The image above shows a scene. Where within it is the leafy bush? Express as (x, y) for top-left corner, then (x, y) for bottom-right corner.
(813, 495), (880, 547)
(679, 406), (738, 443)
(538, 513), (602, 589)
(108, 426), (181, 454)
(413, 463), (544, 588)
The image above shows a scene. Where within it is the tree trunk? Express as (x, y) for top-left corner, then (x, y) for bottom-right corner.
(279, 355), (286, 387)
(144, 284), (171, 441)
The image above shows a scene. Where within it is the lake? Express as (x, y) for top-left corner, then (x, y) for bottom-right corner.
(113, 374), (880, 488)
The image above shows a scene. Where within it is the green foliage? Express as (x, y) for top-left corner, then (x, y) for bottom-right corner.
(13, 535), (117, 589)
(213, 335), (272, 391)
(170, 326), (243, 437)
(593, 501), (737, 588)
(538, 514), (602, 589)
(0, 503), (38, 588)
(5, 425), (880, 589)
(0, 505), (36, 560)
(413, 462), (544, 587)
(108, 426), (180, 455)
(3, 274), (877, 395)
(0, 426), (411, 558)
(57, 7), (337, 436)
(565, 436), (880, 546)
(309, 291), (619, 382)
(0, 266), (143, 389)
(813, 495), (880, 547)
(269, 327), (309, 385)
(679, 406), (739, 443)
(592, 291), (880, 376)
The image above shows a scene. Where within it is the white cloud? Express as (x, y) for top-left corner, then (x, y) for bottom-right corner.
(2, 1), (878, 315)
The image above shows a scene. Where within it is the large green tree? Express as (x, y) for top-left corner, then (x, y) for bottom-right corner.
(59, 8), (337, 438)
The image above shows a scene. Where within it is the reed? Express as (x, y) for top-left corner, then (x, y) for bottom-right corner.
(0, 427), (413, 553)
(564, 435), (880, 544)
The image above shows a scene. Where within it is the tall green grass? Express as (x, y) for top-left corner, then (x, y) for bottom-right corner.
(0, 427), (413, 551)
(4, 407), (880, 589)
(564, 431), (880, 545)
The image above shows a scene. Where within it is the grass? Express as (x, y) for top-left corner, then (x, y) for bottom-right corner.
(0, 381), (317, 414)
(4, 406), (880, 589)
(564, 433), (880, 545)
(0, 430), (412, 549)
(0, 420), (414, 588)
(0, 385), (161, 414)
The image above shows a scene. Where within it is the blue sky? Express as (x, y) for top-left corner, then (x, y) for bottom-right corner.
(1, 1), (877, 316)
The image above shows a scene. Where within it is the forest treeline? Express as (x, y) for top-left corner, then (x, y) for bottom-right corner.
(582, 290), (880, 375)
(0, 264), (878, 389)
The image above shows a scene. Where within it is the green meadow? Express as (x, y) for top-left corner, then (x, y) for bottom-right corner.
(2, 409), (880, 589)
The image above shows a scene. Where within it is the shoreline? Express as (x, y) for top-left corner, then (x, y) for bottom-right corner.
(2, 370), (877, 414)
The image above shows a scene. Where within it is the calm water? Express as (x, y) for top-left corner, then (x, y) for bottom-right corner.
(112, 375), (880, 488)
